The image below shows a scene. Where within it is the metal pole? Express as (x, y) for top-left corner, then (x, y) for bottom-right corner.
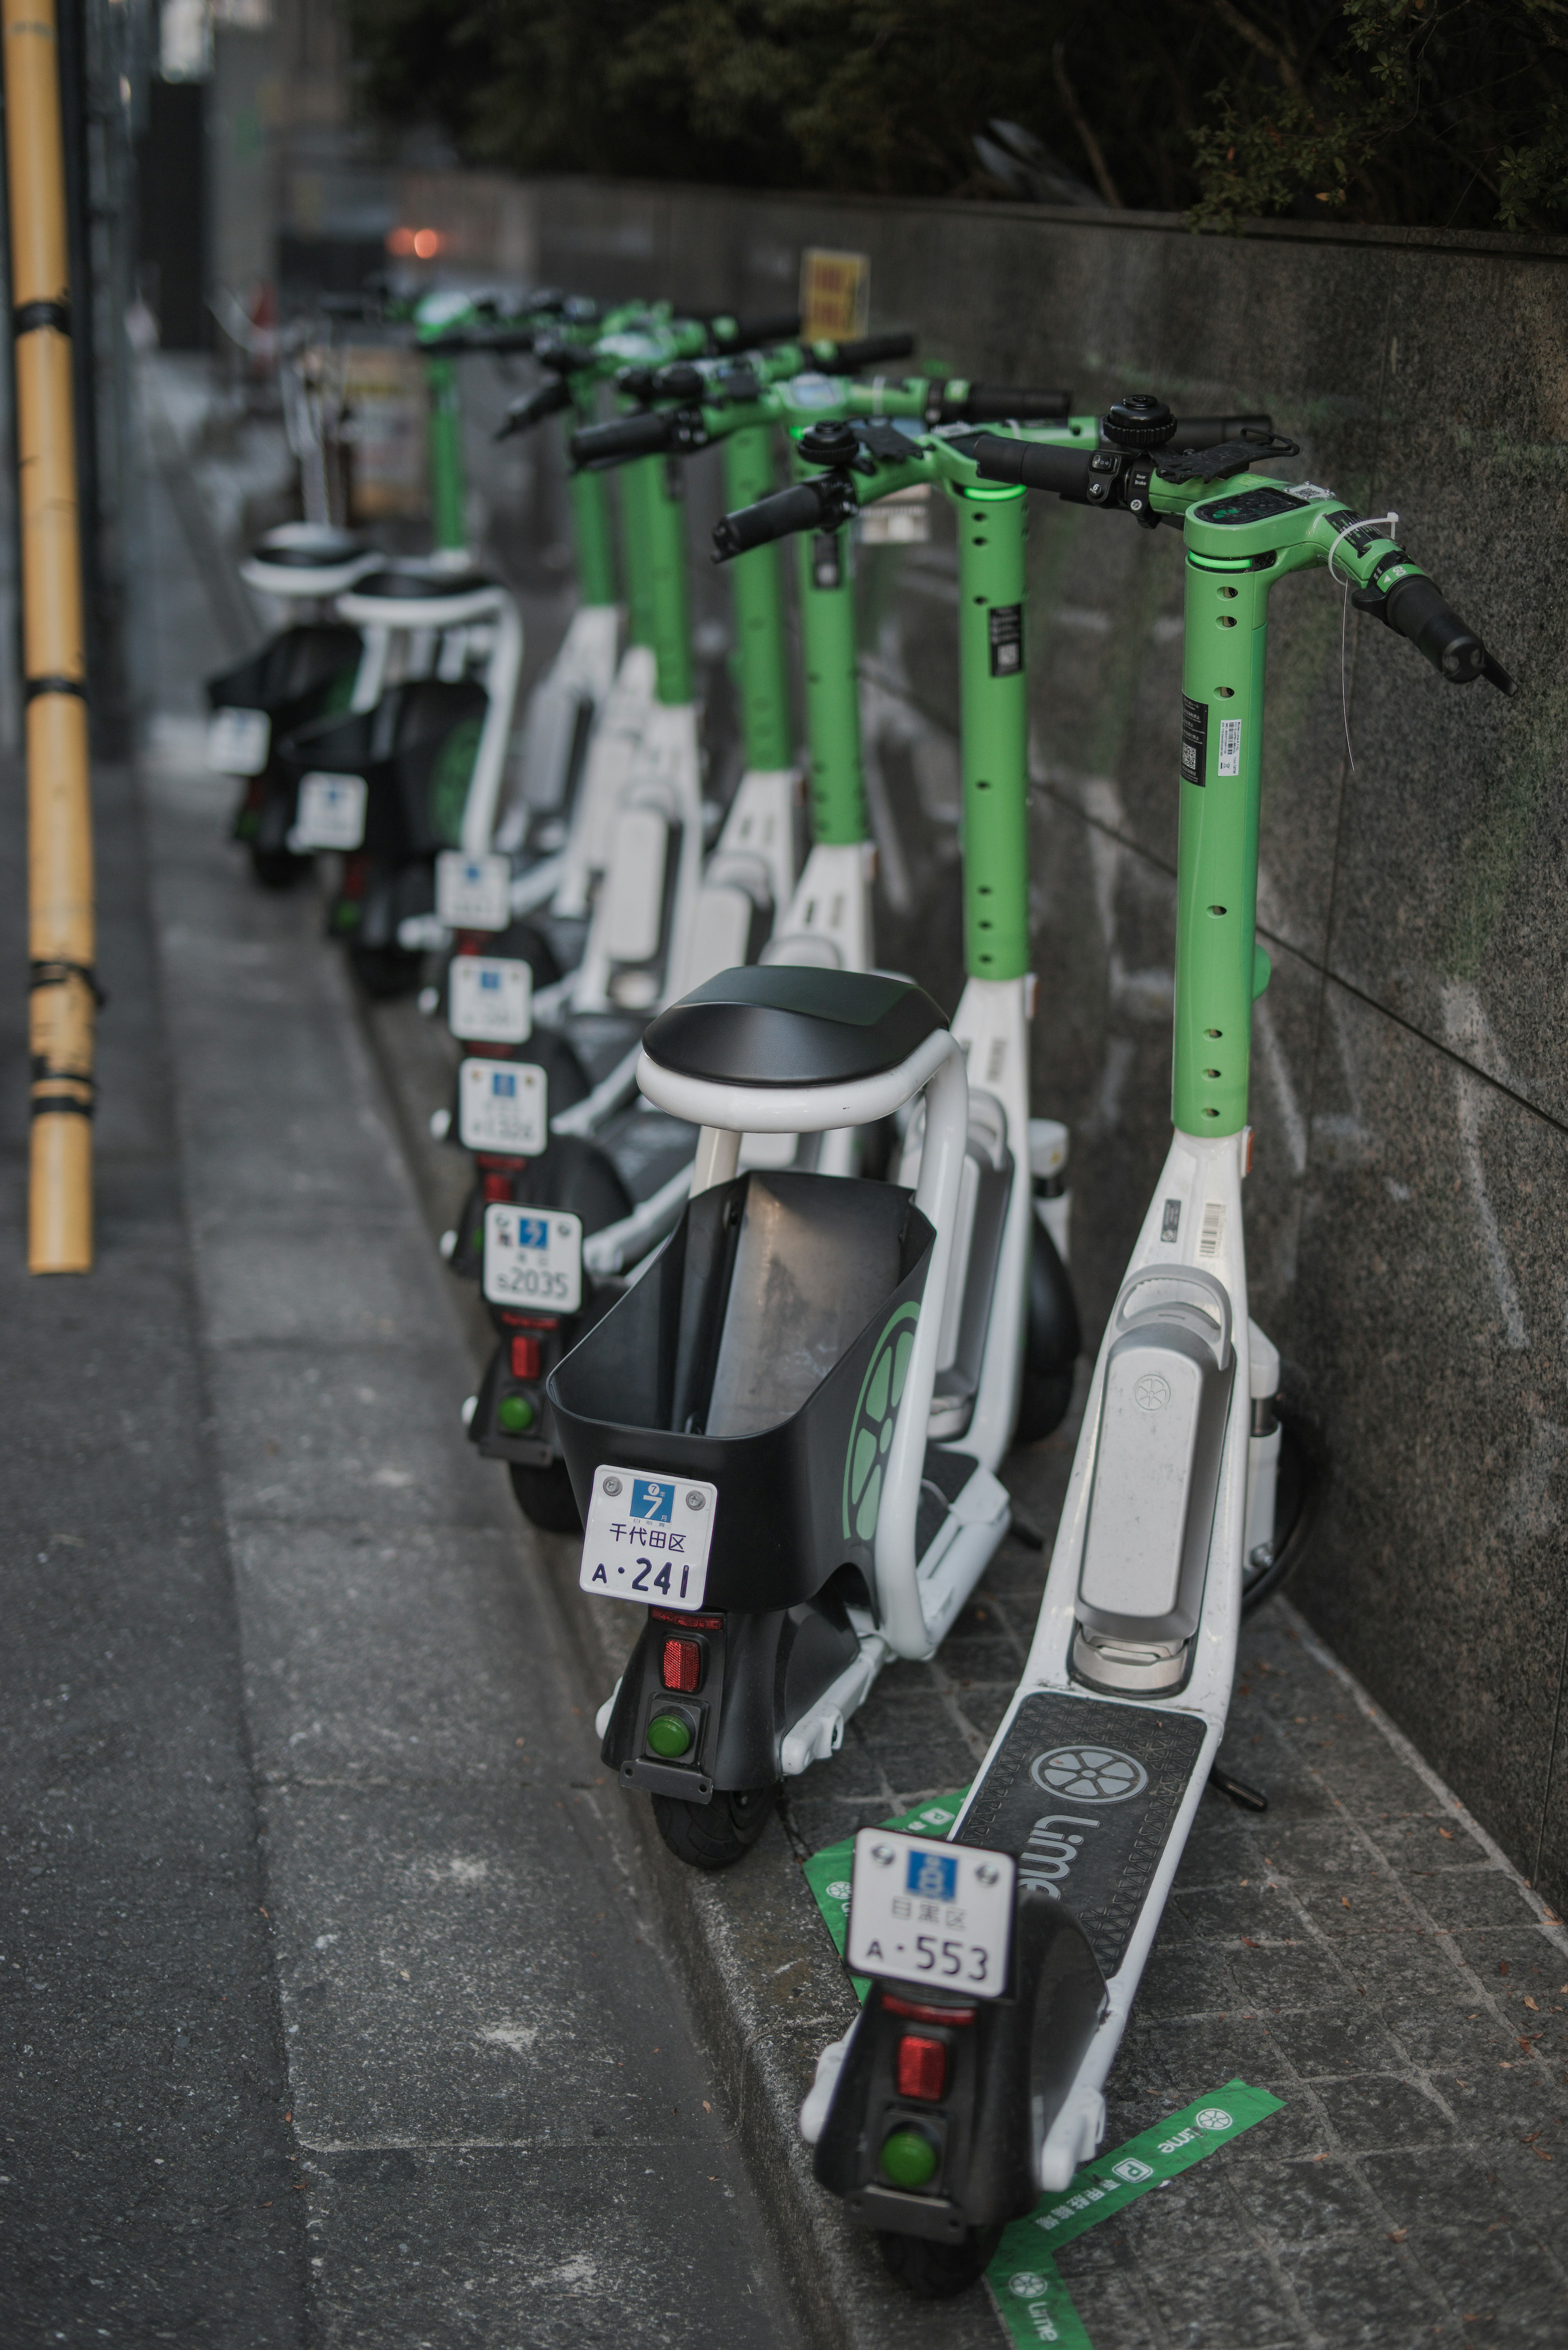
(5, 0), (96, 1272)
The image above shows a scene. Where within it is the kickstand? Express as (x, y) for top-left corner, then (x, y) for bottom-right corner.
(1008, 1512), (1046, 1552)
(1208, 1763), (1268, 1813)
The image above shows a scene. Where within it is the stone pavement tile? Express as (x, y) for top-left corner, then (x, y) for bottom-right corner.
(1421, 1874), (1558, 1932)
(209, 1342), (501, 1530)
(1295, 1880), (1429, 1937)
(1046, 2264), (1160, 2350)
(1359, 2144), (1528, 2232)
(1215, 2096), (1338, 2165)
(1131, 1936), (1244, 2018)
(1365, 1815), (1497, 1871)
(1265, 2000), (1411, 2078)
(301, 2141), (790, 2350)
(1278, 2234), (1447, 2348)
(1229, 2150), (1388, 2246)
(232, 1521), (546, 1781)
(1313, 2072), (1458, 2149)
(1228, 1935), (1361, 2010)
(1404, 2225), (1568, 2342)
(1140, 2247), (1303, 2348)
(1257, 1816), (1392, 1879)
(1115, 2163), (1261, 2263)
(267, 1779), (714, 2149)
(200, 1224), (443, 1349)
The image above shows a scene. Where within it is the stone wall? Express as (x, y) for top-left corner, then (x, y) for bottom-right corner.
(516, 177), (1568, 1910)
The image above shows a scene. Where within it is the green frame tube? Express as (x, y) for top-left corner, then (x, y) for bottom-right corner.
(795, 522), (869, 847)
(424, 355), (467, 555)
(952, 482), (1031, 981)
(720, 426), (793, 772)
(617, 458), (659, 653)
(642, 457), (694, 708)
(566, 456), (618, 609)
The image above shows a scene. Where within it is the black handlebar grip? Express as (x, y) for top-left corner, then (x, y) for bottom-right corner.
(971, 434), (1095, 500)
(820, 330), (917, 372)
(712, 310), (803, 351)
(948, 384), (1072, 422)
(494, 377), (574, 441)
(712, 479), (831, 561)
(569, 409), (678, 468)
(1382, 575), (1488, 684)
(1162, 412), (1273, 451)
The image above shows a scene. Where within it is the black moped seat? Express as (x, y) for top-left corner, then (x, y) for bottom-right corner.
(352, 564), (498, 601)
(207, 622), (361, 720)
(245, 531), (364, 572)
(644, 966), (947, 1090)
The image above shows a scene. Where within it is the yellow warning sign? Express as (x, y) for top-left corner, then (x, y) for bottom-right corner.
(799, 248), (870, 343)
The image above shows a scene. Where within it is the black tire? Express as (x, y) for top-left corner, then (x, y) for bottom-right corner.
(878, 2223), (1003, 2300)
(508, 1459), (582, 1534)
(1012, 1219), (1081, 1446)
(651, 1782), (779, 1870)
(347, 942), (425, 1001)
(1241, 1394), (1327, 1617)
(249, 842), (311, 891)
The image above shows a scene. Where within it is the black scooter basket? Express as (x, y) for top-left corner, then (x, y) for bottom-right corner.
(550, 1168), (935, 1614)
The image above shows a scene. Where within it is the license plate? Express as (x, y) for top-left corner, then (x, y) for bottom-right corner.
(449, 953), (532, 1044)
(482, 1203), (581, 1312)
(845, 1827), (1015, 1999)
(435, 850), (511, 932)
(291, 772), (367, 850)
(206, 705), (271, 775)
(457, 1057), (547, 1155)
(579, 1467), (717, 1610)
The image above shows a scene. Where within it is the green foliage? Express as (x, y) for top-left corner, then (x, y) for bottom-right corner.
(349, 0), (1568, 234)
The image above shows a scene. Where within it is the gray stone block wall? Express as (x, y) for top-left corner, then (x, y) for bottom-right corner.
(514, 179), (1568, 1910)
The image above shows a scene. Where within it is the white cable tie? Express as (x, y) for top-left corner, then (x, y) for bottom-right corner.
(1332, 511), (1399, 770)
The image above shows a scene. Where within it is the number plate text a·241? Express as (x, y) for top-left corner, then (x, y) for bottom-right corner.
(579, 1467), (718, 1611)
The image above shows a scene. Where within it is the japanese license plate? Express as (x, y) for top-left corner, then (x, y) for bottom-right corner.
(449, 953), (532, 1044)
(845, 1828), (1015, 1999)
(481, 1204), (581, 1313)
(206, 705), (271, 775)
(457, 1057), (547, 1155)
(435, 849), (511, 932)
(579, 1467), (717, 1611)
(291, 772), (367, 850)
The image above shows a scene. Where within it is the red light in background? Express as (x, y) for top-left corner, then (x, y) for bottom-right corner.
(895, 2034), (947, 2102)
(385, 225), (445, 260)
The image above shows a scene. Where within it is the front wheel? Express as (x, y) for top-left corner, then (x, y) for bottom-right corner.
(508, 1459), (582, 1534)
(878, 2223), (1003, 2300)
(1013, 1219), (1081, 1446)
(651, 1782), (779, 1870)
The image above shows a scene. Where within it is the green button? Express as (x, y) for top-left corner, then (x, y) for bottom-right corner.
(880, 2129), (938, 2189)
(497, 1394), (535, 1434)
(646, 1712), (693, 1759)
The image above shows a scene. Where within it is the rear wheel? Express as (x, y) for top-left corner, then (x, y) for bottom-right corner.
(1013, 1219), (1081, 1445)
(348, 942), (424, 1001)
(508, 1459), (582, 1534)
(878, 2223), (1003, 2299)
(1241, 1396), (1327, 1616)
(651, 1782), (779, 1870)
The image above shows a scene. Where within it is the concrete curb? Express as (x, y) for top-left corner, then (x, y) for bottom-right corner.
(358, 988), (1004, 2350)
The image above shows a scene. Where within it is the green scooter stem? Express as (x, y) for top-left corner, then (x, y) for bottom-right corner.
(566, 436), (618, 609)
(617, 456), (660, 655)
(641, 457), (695, 708)
(720, 426), (793, 773)
(424, 354), (467, 555)
(954, 483), (1030, 981)
(796, 522), (869, 848)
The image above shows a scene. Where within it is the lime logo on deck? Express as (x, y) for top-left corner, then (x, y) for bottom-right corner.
(630, 1478), (675, 1523)
(842, 1301), (920, 1544)
(1134, 1372), (1172, 1412)
(1195, 2107), (1234, 2133)
(1030, 1746), (1148, 1804)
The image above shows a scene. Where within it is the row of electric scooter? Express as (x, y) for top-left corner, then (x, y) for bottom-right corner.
(204, 279), (1512, 2299)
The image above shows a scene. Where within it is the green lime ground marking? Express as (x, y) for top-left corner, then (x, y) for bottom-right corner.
(803, 1806), (1284, 2348)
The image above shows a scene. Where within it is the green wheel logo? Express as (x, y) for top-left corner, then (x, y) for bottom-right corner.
(428, 715), (483, 847)
(841, 1301), (920, 1544)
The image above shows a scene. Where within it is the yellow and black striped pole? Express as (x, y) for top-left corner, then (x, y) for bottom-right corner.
(4, 0), (96, 1272)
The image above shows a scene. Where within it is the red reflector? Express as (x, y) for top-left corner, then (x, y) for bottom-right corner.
(896, 2034), (947, 2102)
(510, 1336), (541, 1381)
(650, 1608), (722, 1628)
(481, 1171), (511, 1203)
(883, 1994), (976, 2027)
(661, 1637), (702, 1693)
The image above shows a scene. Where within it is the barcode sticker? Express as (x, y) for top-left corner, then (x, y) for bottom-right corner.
(1198, 1201), (1226, 1262)
(1217, 718), (1242, 778)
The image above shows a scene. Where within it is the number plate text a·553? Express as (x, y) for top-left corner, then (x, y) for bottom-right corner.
(579, 1468), (717, 1611)
(846, 1828), (1016, 1998)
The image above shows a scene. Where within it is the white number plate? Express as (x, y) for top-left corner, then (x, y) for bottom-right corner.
(457, 1057), (547, 1155)
(579, 1466), (717, 1610)
(845, 1828), (1015, 1999)
(449, 953), (532, 1044)
(435, 850), (511, 932)
(291, 772), (367, 851)
(482, 1204), (582, 1312)
(206, 705), (271, 775)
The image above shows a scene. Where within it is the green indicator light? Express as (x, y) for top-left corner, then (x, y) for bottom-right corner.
(646, 1712), (693, 1759)
(880, 2129), (938, 2189)
(497, 1394), (535, 1434)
